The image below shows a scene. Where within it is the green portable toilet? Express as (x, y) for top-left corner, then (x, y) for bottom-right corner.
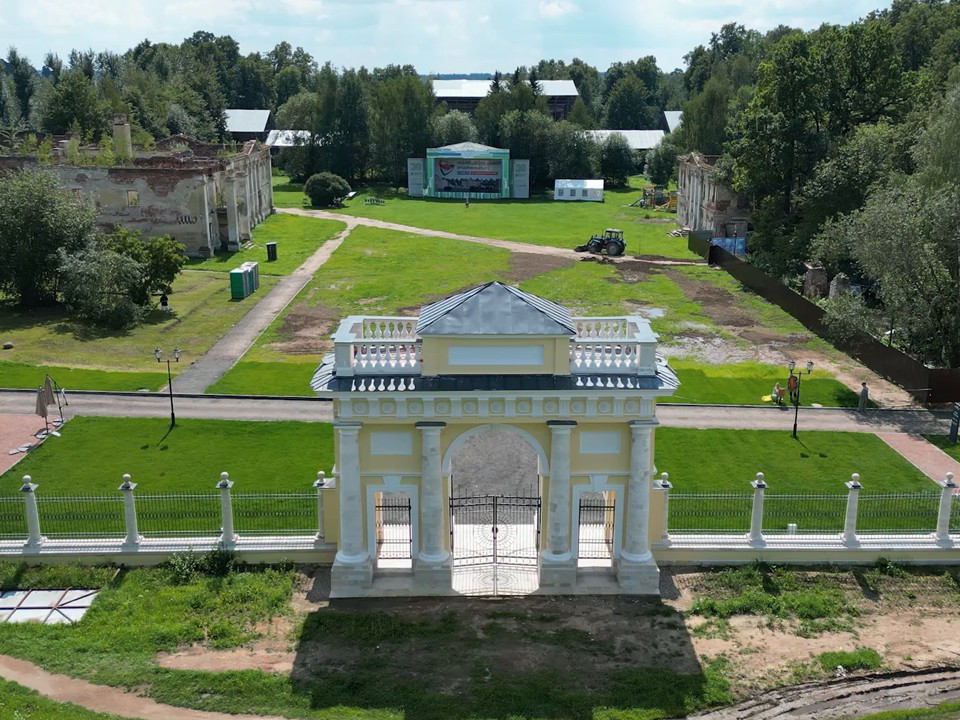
(230, 268), (249, 299)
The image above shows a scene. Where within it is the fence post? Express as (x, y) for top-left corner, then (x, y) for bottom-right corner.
(119, 474), (142, 550)
(217, 472), (238, 547)
(843, 473), (862, 547)
(19, 476), (44, 551)
(749, 472), (766, 546)
(936, 472), (957, 546)
(314, 471), (329, 545)
(653, 472), (672, 545)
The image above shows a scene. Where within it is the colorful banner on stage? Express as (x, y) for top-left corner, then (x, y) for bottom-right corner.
(433, 157), (502, 194)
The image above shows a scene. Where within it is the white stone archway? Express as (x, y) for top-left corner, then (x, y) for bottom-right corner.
(441, 423), (550, 477)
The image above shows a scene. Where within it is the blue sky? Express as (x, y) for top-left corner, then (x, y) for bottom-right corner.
(2, 0), (891, 74)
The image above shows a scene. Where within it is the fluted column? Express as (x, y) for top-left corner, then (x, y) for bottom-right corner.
(544, 421), (576, 560)
(417, 422), (448, 563)
(224, 173), (240, 250)
(621, 420), (656, 563)
(335, 423), (366, 564)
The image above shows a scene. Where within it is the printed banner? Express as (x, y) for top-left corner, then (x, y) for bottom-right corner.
(434, 158), (502, 194)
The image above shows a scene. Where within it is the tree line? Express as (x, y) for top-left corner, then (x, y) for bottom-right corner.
(656, 0), (960, 367)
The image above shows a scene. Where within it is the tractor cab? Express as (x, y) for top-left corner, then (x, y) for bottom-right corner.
(575, 228), (625, 257)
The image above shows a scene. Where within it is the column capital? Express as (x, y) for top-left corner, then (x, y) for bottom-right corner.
(547, 420), (578, 426)
(334, 422), (362, 437)
(629, 419), (659, 431)
(415, 421), (446, 429)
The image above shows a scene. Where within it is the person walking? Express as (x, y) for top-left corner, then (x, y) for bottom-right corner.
(858, 382), (869, 412)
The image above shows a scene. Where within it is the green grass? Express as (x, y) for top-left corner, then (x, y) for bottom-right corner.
(274, 174), (698, 258)
(205, 360), (317, 396)
(0, 417), (333, 494)
(186, 214), (345, 276)
(0, 678), (132, 719)
(0, 270), (277, 382)
(922, 434), (960, 461)
(0, 562), (732, 720)
(665, 359), (862, 407)
(816, 647), (883, 672)
(0, 360), (168, 392)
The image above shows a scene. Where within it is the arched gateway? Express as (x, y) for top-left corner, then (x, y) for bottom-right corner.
(311, 281), (678, 598)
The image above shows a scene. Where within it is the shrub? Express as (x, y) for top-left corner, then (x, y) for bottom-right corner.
(204, 543), (238, 577)
(304, 171), (351, 207)
(168, 550), (204, 584)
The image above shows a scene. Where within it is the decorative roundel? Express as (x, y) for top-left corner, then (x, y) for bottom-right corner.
(489, 400), (504, 414)
(353, 400), (368, 415)
(598, 400), (612, 414)
(544, 400), (558, 414)
(516, 400), (531, 414)
(625, 400), (640, 413)
(381, 400), (396, 414)
(571, 400), (586, 414)
(463, 400), (478, 414)
(436, 400), (451, 415)
(408, 400), (423, 414)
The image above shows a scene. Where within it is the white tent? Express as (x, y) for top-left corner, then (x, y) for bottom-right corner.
(554, 179), (604, 202)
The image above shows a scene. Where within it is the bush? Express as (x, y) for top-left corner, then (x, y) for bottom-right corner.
(304, 171), (351, 207)
(166, 543), (239, 583)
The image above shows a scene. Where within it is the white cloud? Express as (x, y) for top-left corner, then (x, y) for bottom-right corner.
(539, 0), (576, 19)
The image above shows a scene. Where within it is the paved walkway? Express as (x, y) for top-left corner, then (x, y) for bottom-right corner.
(877, 432), (960, 484)
(0, 414), (50, 475)
(0, 654), (286, 720)
(172, 220), (356, 393)
(278, 207), (706, 266)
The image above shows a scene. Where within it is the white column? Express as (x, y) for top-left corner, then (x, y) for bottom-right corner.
(654, 472), (672, 545)
(417, 422), (448, 564)
(217, 472), (237, 546)
(843, 473), (862, 547)
(748, 472), (766, 546)
(936, 472), (957, 545)
(119, 474), (142, 549)
(237, 170), (251, 239)
(621, 421), (656, 562)
(314, 471), (327, 541)
(335, 423), (367, 564)
(225, 173), (240, 250)
(544, 421), (575, 560)
(20, 476), (43, 550)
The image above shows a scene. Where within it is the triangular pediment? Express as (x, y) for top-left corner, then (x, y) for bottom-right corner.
(417, 282), (575, 336)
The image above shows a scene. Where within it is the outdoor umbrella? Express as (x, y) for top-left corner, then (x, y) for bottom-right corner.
(34, 387), (48, 420)
(42, 374), (62, 422)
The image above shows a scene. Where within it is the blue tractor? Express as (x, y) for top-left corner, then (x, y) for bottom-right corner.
(574, 228), (625, 257)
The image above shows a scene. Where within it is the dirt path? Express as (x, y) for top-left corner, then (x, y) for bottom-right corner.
(0, 654), (288, 720)
(172, 221), (356, 393)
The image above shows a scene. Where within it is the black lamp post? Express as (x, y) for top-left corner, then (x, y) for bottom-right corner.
(155, 347), (181, 427)
(788, 360), (814, 439)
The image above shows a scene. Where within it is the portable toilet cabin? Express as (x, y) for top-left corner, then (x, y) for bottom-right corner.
(554, 178), (604, 202)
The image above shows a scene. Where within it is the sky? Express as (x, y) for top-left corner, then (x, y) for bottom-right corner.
(2, 0), (892, 74)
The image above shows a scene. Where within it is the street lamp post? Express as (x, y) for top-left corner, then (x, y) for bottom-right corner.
(787, 360), (814, 439)
(155, 347), (181, 427)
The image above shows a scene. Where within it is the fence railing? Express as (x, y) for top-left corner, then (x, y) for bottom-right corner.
(5, 473), (334, 548)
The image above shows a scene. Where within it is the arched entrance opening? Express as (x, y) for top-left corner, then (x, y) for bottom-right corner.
(445, 426), (544, 596)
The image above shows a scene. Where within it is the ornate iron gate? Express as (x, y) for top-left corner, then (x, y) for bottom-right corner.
(449, 493), (541, 594)
(374, 494), (412, 563)
(577, 493), (616, 564)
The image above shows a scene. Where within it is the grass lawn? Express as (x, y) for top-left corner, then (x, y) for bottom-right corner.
(0, 678), (131, 719)
(0, 360), (168, 392)
(852, 702), (960, 720)
(273, 175), (698, 259)
(0, 562), (732, 720)
(922, 434), (960, 460)
(0, 417), (333, 494)
(186, 214), (345, 276)
(0, 270), (277, 388)
(665, 359), (862, 407)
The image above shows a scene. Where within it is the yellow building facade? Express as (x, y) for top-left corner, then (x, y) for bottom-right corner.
(311, 282), (678, 597)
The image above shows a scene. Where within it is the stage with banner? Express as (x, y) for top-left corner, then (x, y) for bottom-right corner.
(424, 142), (511, 199)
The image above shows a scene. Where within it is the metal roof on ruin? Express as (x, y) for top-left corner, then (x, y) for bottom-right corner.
(225, 109), (271, 134)
(432, 79), (578, 98)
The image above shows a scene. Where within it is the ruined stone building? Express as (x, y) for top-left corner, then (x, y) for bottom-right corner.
(676, 152), (751, 238)
(0, 115), (274, 257)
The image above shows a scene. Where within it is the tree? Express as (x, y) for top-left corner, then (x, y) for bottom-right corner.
(548, 121), (596, 181)
(58, 242), (146, 329)
(330, 69), (369, 182)
(644, 134), (679, 186)
(677, 73), (732, 155)
(431, 110), (478, 146)
(369, 74), (433, 183)
(603, 75), (655, 129)
(5, 49), (37, 126)
(38, 70), (107, 139)
(599, 132), (636, 187)
(100, 227), (186, 304)
(0, 170), (96, 307)
(304, 171), (351, 207)
(499, 110), (554, 187)
(567, 97), (593, 128)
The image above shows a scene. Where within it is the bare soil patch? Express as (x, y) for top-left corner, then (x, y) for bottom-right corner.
(272, 300), (340, 355)
(500, 252), (572, 282)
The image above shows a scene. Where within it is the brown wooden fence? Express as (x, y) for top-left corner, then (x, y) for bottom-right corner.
(688, 231), (960, 403)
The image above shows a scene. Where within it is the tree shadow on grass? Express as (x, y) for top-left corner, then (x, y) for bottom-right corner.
(291, 591), (728, 720)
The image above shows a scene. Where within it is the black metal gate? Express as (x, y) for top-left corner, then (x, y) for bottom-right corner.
(449, 493), (541, 594)
(577, 493), (616, 564)
(374, 494), (412, 564)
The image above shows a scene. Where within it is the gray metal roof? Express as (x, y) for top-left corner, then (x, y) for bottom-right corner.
(663, 111), (683, 133)
(225, 109), (270, 134)
(416, 281), (575, 336)
(432, 79), (578, 99)
(433, 141), (504, 153)
(586, 129), (665, 151)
